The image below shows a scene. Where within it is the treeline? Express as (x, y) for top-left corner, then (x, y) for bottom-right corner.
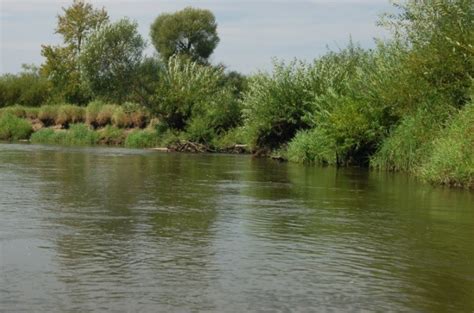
(0, 0), (473, 188)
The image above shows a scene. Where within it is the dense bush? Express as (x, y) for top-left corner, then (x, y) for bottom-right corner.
(287, 127), (336, 165)
(0, 67), (50, 107)
(151, 56), (239, 133)
(98, 125), (126, 145)
(420, 102), (474, 188)
(0, 114), (33, 140)
(55, 104), (85, 127)
(371, 104), (452, 172)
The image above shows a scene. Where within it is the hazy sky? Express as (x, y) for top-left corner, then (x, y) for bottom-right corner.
(0, 0), (394, 74)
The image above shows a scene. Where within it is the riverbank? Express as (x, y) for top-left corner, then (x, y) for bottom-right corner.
(0, 104), (250, 153)
(1, 103), (472, 190)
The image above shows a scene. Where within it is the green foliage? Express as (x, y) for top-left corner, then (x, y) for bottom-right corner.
(64, 123), (99, 145)
(80, 18), (145, 103)
(185, 117), (215, 144)
(129, 57), (163, 107)
(38, 105), (60, 126)
(56, 0), (109, 54)
(125, 130), (159, 148)
(150, 7), (219, 63)
(30, 129), (61, 144)
(85, 101), (149, 128)
(151, 56), (238, 133)
(211, 127), (247, 150)
(0, 66), (50, 107)
(55, 104), (85, 127)
(41, 0), (108, 104)
(98, 125), (126, 145)
(287, 128), (336, 165)
(31, 123), (98, 146)
(420, 102), (474, 188)
(381, 0), (474, 106)
(242, 60), (314, 149)
(0, 114), (33, 140)
(371, 104), (452, 172)
(85, 100), (105, 127)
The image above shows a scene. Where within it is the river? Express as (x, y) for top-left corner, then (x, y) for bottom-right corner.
(0, 143), (473, 312)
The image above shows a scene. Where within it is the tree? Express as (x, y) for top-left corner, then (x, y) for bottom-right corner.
(80, 18), (145, 103)
(56, 0), (109, 56)
(381, 0), (474, 106)
(150, 7), (220, 63)
(41, 0), (109, 104)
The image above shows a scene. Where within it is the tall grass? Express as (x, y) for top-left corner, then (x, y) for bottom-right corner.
(287, 127), (337, 165)
(420, 103), (474, 188)
(98, 125), (126, 145)
(55, 104), (85, 127)
(0, 113), (33, 140)
(371, 104), (452, 172)
(31, 123), (98, 146)
(124, 130), (159, 148)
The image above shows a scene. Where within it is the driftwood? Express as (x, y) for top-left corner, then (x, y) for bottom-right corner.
(150, 147), (170, 152)
(168, 140), (214, 153)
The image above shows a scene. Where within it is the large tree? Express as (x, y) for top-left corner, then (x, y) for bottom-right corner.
(80, 18), (145, 103)
(150, 7), (220, 63)
(41, 0), (109, 103)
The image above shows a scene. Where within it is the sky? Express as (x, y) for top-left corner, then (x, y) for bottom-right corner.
(0, 0), (394, 75)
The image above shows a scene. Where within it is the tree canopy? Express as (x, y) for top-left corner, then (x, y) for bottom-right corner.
(40, 0), (109, 104)
(80, 18), (145, 103)
(150, 7), (220, 63)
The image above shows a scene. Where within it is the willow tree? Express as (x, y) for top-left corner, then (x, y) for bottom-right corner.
(150, 7), (220, 63)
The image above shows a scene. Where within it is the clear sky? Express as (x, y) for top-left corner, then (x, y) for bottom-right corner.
(0, 0), (394, 74)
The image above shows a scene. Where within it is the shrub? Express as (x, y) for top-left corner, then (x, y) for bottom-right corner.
(85, 100), (106, 127)
(38, 105), (60, 126)
(287, 127), (337, 165)
(125, 130), (159, 148)
(151, 56), (234, 130)
(0, 66), (50, 107)
(124, 102), (149, 128)
(55, 104), (85, 127)
(420, 102), (474, 188)
(0, 114), (33, 140)
(111, 106), (131, 128)
(25, 107), (40, 119)
(96, 104), (117, 127)
(185, 117), (215, 144)
(371, 104), (452, 172)
(211, 127), (247, 150)
(0, 105), (27, 118)
(98, 125), (126, 145)
(242, 61), (314, 149)
(64, 123), (99, 145)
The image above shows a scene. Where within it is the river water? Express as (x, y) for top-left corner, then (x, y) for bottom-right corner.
(0, 143), (473, 312)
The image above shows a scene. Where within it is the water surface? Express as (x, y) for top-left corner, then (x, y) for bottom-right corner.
(0, 143), (473, 312)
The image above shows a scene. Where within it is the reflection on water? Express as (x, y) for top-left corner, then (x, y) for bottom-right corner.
(0, 143), (473, 312)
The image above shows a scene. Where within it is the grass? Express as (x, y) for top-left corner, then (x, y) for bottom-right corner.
(98, 125), (126, 145)
(38, 105), (60, 126)
(55, 104), (85, 127)
(124, 130), (159, 148)
(370, 105), (451, 172)
(31, 123), (98, 146)
(0, 113), (33, 140)
(419, 103), (474, 188)
(287, 127), (337, 165)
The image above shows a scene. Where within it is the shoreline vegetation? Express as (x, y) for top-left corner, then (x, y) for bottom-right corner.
(0, 0), (473, 189)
